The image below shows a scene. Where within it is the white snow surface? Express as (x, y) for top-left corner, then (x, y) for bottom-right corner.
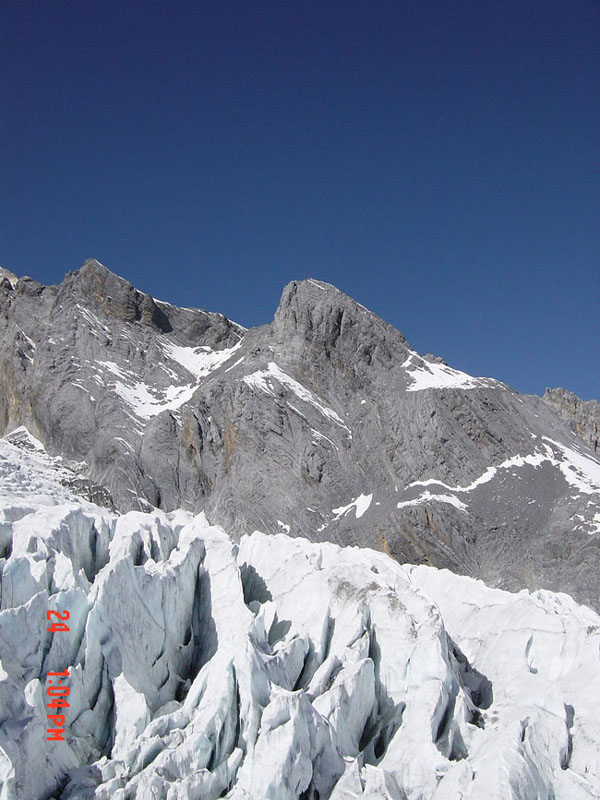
(402, 352), (503, 392)
(95, 340), (242, 422)
(0, 433), (599, 799)
(160, 339), (242, 380)
(397, 491), (468, 512)
(332, 493), (373, 520)
(543, 436), (600, 495)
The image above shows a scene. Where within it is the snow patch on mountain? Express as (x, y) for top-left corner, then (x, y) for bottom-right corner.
(543, 436), (600, 495)
(406, 452), (549, 495)
(399, 442), (600, 526)
(311, 427), (339, 450)
(95, 341), (243, 422)
(402, 352), (503, 392)
(97, 359), (197, 421)
(242, 362), (351, 432)
(160, 339), (242, 380)
(332, 493), (373, 521)
(397, 490), (468, 512)
(76, 304), (111, 338)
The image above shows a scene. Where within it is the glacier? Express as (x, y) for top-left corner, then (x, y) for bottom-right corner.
(0, 431), (599, 799)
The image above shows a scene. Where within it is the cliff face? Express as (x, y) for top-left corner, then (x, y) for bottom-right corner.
(543, 387), (600, 453)
(1, 260), (599, 611)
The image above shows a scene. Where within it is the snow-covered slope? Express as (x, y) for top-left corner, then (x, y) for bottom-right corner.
(1, 432), (599, 800)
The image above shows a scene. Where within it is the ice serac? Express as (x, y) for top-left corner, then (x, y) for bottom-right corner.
(0, 262), (599, 612)
(0, 434), (598, 799)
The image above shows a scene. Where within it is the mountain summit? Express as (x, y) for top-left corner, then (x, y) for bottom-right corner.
(0, 261), (599, 611)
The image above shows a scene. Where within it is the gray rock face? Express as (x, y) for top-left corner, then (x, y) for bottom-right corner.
(543, 387), (600, 453)
(1, 261), (599, 611)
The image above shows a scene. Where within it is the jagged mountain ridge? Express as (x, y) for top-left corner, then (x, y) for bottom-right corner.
(1, 259), (599, 611)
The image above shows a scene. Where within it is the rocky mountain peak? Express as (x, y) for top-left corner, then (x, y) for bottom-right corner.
(60, 258), (173, 332)
(79, 256), (120, 277)
(271, 278), (410, 370)
(66, 257), (139, 296)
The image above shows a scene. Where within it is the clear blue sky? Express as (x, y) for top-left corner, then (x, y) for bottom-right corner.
(2, 1), (598, 399)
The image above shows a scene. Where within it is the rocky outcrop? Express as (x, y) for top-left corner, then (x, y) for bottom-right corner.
(542, 387), (600, 452)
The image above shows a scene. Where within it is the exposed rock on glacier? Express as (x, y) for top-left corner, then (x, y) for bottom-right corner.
(0, 435), (599, 799)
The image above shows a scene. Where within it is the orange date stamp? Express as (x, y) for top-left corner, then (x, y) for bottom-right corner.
(45, 609), (70, 741)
